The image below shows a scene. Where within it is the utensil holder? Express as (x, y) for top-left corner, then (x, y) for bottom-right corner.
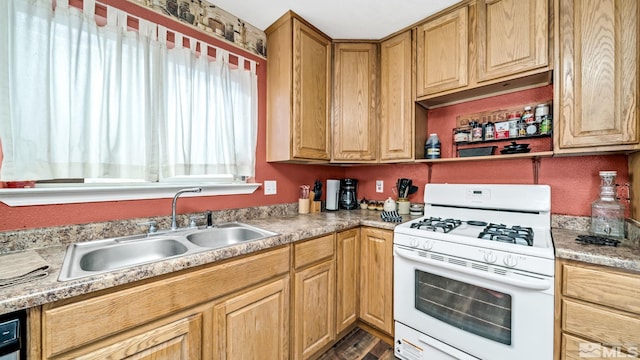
(397, 198), (410, 215)
(298, 198), (310, 214)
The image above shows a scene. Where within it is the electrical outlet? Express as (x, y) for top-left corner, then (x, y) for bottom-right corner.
(264, 180), (277, 195)
(376, 180), (384, 193)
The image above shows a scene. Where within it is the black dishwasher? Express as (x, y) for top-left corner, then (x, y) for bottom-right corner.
(0, 310), (25, 360)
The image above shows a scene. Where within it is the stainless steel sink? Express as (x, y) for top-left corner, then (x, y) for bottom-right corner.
(185, 223), (278, 248)
(58, 222), (278, 281)
(79, 238), (188, 272)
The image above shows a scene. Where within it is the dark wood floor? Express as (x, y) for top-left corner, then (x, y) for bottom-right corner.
(317, 328), (396, 360)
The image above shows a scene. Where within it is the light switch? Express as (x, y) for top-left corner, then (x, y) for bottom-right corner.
(264, 180), (277, 195)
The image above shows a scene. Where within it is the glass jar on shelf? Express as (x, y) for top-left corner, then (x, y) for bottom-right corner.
(484, 122), (495, 140)
(471, 121), (483, 142)
(507, 112), (520, 138)
(454, 128), (470, 143)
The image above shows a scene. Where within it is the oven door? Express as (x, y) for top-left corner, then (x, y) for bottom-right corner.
(393, 244), (554, 360)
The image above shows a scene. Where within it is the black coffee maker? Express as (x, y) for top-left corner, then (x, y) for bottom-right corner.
(339, 178), (358, 210)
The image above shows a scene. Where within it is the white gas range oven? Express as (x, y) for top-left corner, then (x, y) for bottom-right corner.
(393, 183), (555, 360)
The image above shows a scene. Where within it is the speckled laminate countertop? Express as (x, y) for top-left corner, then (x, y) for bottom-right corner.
(0, 210), (399, 315)
(552, 227), (640, 272)
(1, 210), (638, 316)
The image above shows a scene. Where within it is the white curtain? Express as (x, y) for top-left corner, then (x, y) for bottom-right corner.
(158, 30), (258, 178)
(0, 0), (257, 182)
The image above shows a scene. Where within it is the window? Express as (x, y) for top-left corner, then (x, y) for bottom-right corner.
(0, 0), (258, 199)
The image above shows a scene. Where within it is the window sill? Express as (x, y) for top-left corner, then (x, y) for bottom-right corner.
(0, 183), (261, 206)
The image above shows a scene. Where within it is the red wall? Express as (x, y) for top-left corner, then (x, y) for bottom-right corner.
(0, 1), (629, 231)
(346, 86), (630, 218)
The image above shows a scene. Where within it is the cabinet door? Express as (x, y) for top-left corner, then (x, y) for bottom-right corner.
(416, 6), (468, 97)
(380, 31), (414, 162)
(359, 227), (394, 336)
(555, 0), (640, 151)
(476, 0), (548, 82)
(293, 260), (336, 360)
(336, 228), (359, 333)
(213, 277), (289, 360)
(332, 43), (378, 162)
(53, 313), (203, 360)
(293, 19), (332, 160)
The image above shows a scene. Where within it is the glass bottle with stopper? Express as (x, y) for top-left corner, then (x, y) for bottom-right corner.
(590, 171), (625, 239)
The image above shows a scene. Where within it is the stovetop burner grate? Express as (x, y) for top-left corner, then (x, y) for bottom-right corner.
(478, 223), (534, 246)
(410, 217), (462, 233)
(575, 235), (621, 247)
(407, 217), (540, 247)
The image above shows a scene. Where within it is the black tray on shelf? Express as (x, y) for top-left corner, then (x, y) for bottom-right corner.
(500, 148), (531, 154)
(458, 146), (497, 157)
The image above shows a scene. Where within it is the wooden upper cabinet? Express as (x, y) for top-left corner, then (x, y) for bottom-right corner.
(266, 12), (332, 162)
(476, 0), (549, 82)
(332, 43), (378, 162)
(416, 0), (551, 105)
(416, 6), (468, 97)
(555, 0), (640, 152)
(380, 31), (415, 162)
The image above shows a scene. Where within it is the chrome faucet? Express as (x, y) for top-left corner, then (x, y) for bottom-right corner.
(171, 187), (202, 231)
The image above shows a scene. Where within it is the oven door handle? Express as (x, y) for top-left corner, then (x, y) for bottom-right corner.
(394, 248), (551, 291)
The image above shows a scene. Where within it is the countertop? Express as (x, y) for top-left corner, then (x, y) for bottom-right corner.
(0, 210), (396, 315)
(552, 227), (640, 272)
(1, 210), (639, 315)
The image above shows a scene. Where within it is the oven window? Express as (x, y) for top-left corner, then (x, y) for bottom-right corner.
(415, 270), (512, 345)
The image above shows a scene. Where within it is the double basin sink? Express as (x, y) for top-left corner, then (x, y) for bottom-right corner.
(58, 222), (278, 281)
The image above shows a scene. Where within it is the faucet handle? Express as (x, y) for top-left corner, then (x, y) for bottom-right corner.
(138, 220), (158, 234)
(189, 215), (205, 228)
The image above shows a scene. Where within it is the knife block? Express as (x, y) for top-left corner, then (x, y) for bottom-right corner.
(310, 200), (322, 213)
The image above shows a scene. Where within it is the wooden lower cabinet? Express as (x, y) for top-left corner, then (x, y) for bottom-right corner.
(336, 228), (359, 333)
(293, 260), (335, 359)
(37, 247), (290, 359)
(359, 227), (394, 336)
(31, 227), (396, 360)
(292, 234), (336, 360)
(556, 259), (640, 359)
(58, 311), (204, 360)
(213, 277), (290, 360)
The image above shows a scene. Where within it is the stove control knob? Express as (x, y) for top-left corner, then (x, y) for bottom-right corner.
(422, 240), (433, 251)
(483, 251), (497, 263)
(410, 238), (419, 247)
(503, 254), (518, 268)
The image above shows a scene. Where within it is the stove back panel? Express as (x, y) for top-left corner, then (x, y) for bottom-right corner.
(424, 184), (551, 213)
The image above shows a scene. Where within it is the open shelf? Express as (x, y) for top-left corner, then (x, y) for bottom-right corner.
(454, 133), (552, 146)
(414, 151), (554, 163)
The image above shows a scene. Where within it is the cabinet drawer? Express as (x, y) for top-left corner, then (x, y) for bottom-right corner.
(563, 263), (640, 314)
(294, 234), (335, 269)
(562, 333), (636, 360)
(562, 299), (640, 347)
